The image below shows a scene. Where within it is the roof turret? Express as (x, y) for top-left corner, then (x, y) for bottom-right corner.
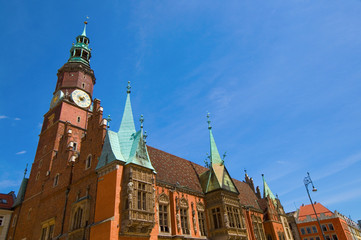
(68, 21), (92, 66)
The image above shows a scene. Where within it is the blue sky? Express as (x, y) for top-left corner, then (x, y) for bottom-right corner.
(1, 0), (361, 221)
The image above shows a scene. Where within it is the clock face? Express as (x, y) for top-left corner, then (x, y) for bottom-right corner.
(50, 90), (64, 109)
(71, 89), (91, 108)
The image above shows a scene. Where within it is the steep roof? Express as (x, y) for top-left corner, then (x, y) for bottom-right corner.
(0, 192), (16, 210)
(147, 146), (203, 194)
(147, 145), (262, 211)
(298, 203), (334, 221)
(233, 179), (261, 210)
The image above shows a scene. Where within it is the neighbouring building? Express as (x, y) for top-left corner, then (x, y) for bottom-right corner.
(6, 22), (294, 240)
(0, 192), (15, 240)
(289, 202), (361, 240)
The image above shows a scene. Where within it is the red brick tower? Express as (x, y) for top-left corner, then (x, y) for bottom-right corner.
(7, 22), (106, 240)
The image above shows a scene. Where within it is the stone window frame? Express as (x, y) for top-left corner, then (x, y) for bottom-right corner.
(252, 214), (266, 240)
(69, 197), (90, 232)
(301, 228), (306, 235)
(137, 182), (147, 211)
(312, 226), (318, 233)
(40, 217), (55, 240)
(196, 201), (207, 236)
(0, 215), (4, 226)
(328, 224), (334, 231)
(158, 193), (170, 233)
(211, 207), (222, 229)
(306, 227), (312, 234)
(179, 198), (190, 235)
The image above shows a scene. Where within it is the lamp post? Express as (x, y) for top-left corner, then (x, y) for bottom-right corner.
(304, 172), (326, 240)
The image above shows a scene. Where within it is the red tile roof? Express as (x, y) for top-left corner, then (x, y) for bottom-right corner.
(0, 192), (15, 210)
(147, 146), (262, 211)
(147, 146), (204, 194)
(298, 203), (334, 221)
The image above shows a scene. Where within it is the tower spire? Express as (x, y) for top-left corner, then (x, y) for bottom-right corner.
(262, 174), (276, 201)
(207, 113), (223, 165)
(68, 20), (92, 66)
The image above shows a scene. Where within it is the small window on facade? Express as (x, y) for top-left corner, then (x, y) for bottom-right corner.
(312, 226), (318, 233)
(301, 228), (306, 235)
(73, 142), (77, 151)
(307, 227), (312, 234)
(332, 235), (338, 240)
(310, 238), (314, 240)
(325, 236), (331, 240)
(316, 237), (320, 240)
(322, 225), (327, 232)
(82, 83), (85, 88)
(303, 238), (308, 240)
(54, 174), (59, 187)
(36, 172), (40, 181)
(85, 155), (92, 169)
(328, 224), (334, 231)
(77, 116), (81, 123)
(137, 183), (147, 210)
(0, 216), (4, 226)
(0, 199), (7, 204)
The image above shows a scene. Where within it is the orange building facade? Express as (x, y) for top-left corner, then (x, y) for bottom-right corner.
(289, 203), (361, 240)
(7, 24), (294, 240)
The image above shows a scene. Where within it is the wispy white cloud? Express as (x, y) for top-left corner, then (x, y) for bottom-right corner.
(0, 179), (22, 188)
(323, 188), (361, 206)
(16, 151), (26, 155)
(14, 117), (21, 120)
(0, 115), (8, 119)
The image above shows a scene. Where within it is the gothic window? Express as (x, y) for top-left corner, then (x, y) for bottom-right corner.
(72, 207), (83, 230)
(85, 154), (92, 169)
(40, 218), (55, 240)
(159, 204), (169, 233)
(328, 224), (334, 231)
(211, 207), (222, 229)
(227, 207), (235, 228)
(180, 208), (189, 234)
(137, 182), (147, 210)
(321, 225), (327, 232)
(198, 211), (206, 236)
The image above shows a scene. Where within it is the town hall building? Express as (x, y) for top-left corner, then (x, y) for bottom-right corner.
(6, 23), (294, 240)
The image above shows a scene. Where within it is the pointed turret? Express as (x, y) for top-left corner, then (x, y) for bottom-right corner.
(13, 165), (29, 207)
(118, 81), (136, 159)
(200, 113), (238, 194)
(68, 21), (92, 66)
(262, 174), (276, 201)
(126, 115), (155, 171)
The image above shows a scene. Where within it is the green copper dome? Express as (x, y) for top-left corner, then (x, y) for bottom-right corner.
(68, 21), (92, 66)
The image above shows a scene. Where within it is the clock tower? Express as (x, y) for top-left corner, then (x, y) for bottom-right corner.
(9, 22), (106, 240)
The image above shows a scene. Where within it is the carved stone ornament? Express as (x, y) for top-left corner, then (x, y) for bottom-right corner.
(224, 212), (230, 228)
(196, 201), (205, 211)
(180, 198), (188, 208)
(127, 181), (134, 208)
(158, 193), (169, 204)
(176, 213), (181, 231)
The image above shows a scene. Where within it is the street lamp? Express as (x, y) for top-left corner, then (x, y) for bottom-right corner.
(304, 172), (326, 240)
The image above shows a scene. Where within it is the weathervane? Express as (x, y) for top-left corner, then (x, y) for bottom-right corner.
(127, 81), (131, 94)
(106, 115), (112, 128)
(207, 112), (211, 129)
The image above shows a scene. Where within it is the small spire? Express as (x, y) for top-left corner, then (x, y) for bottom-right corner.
(207, 112), (212, 129)
(23, 163), (28, 178)
(140, 114), (144, 128)
(127, 81), (131, 94)
(244, 169), (247, 175)
(106, 115), (112, 128)
(82, 17), (89, 36)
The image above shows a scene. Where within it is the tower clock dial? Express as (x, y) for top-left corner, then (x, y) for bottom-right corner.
(71, 89), (91, 108)
(50, 90), (64, 109)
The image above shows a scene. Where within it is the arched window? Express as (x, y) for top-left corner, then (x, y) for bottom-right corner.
(158, 193), (170, 233)
(72, 207), (83, 230)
